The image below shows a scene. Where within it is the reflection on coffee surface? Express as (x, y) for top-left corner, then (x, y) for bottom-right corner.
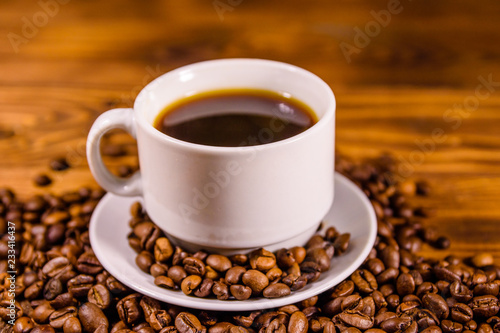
(154, 89), (317, 147)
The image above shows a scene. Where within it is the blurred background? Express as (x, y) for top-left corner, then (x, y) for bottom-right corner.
(0, 0), (499, 260)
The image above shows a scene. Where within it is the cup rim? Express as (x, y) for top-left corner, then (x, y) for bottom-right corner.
(134, 58), (336, 152)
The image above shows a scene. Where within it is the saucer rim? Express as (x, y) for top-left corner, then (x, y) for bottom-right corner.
(89, 172), (377, 311)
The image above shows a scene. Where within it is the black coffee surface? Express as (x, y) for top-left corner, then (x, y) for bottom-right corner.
(154, 89), (317, 147)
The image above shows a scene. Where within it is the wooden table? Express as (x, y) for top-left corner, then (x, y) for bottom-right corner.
(1, 0), (499, 262)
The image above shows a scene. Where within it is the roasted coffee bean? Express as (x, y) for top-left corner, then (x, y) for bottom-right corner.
(249, 248), (276, 271)
(43, 277), (63, 300)
(451, 303), (474, 323)
(154, 237), (174, 262)
(88, 284), (111, 309)
(194, 278), (214, 298)
(306, 248), (330, 272)
(136, 251), (155, 273)
(155, 275), (176, 289)
(175, 312), (205, 333)
(276, 248), (296, 268)
(352, 269), (378, 293)
(206, 254), (232, 272)
(224, 266), (246, 285)
(366, 258), (385, 276)
(423, 293), (450, 319)
(380, 245), (400, 269)
(76, 252), (103, 275)
(78, 302), (108, 332)
(150, 263), (169, 277)
(34, 174), (52, 187)
(63, 316), (82, 333)
(469, 295), (500, 318)
(282, 273), (308, 291)
(333, 233), (351, 255)
(242, 270), (269, 294)
(181, 275), (202, 295)
(116, 294), (143, 325)
(67, 275), (94, 298)
(13, 316), (35, 332)
(168, 266), (188, 285)
(290, 246), (307, 264)
(262, 283), (291, 298)
(396, 272), (416, 296)
(266, 267), (282, 282)
(183, 257), (206, 276)
(300, 260), (321, 283)
(42, 256), (71, 278)
(48, 305), (77, 329)
(212, 280), (229, 300)
(336, 311), (374, 330)
(229, 284), (252, 300)
(287, 311), (308, 333)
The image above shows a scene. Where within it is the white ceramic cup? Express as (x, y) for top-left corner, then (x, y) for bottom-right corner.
(87, 58), (336, 254)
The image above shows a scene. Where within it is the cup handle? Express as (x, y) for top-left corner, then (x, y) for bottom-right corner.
(86, 108), (142, 196)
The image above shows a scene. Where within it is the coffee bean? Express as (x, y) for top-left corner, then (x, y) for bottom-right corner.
(469, 295), (500, 318)
(181, 275), (202, 295)
(336, 311), (374, 330)
(451, 303), (474, 323)
(155, 275), (175, 289)
(351, 269), (378, 293)
(44, 277), (63, 300)
(306, 248), (330, 272)
(168, 265), (187, 285)
(212, 280), (229, 300)
(183, 257), (206, 276)
(333, 233), (351, 255)
(396, 272), (416, 296)
(13, 316), (35, 332)
(136, 250), (155, 273)
(282, 273), (308, 291)
(116, 293), (143, 325)
(76, 252), (103, 275)
(150, 263), (169, 277)
(423, 293), (450, 319)
(276, 248), (296, 268)
(262, 283), (291, 298)
(154, 237), (174, 262)
(78, 302), (108, 332)
(175, 312), (205, 333)
(242, 270), (269, 294)
(249, 248), (276, 271)
(34, 174), (52, 187)
(49, 305), (77, 329)
(229, 284), (252, 300)
(288, 311), (308, 333)
(63, 316), (82, 333)
(472, 253), (495, 268)
(67, 274), (94, 298)
(50, 157), (70, 171)
(88, 284), (111, 309)
(450, 281), (474, 303)
(206, 254), (232, 272)
(225, 266), (246, 285)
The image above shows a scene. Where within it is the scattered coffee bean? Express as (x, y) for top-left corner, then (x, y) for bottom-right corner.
(34, 173), (52, 187)
(49, 157), (70, 171)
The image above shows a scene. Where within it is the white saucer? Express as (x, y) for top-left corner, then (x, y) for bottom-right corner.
(89, 172), (377, 312)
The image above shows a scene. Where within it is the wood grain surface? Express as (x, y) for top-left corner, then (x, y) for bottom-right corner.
(0, 0), (499, 261)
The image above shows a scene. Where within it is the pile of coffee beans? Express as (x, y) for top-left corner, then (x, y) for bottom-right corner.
(0, 154), (498, 333)
(127, 206), (351, 299)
